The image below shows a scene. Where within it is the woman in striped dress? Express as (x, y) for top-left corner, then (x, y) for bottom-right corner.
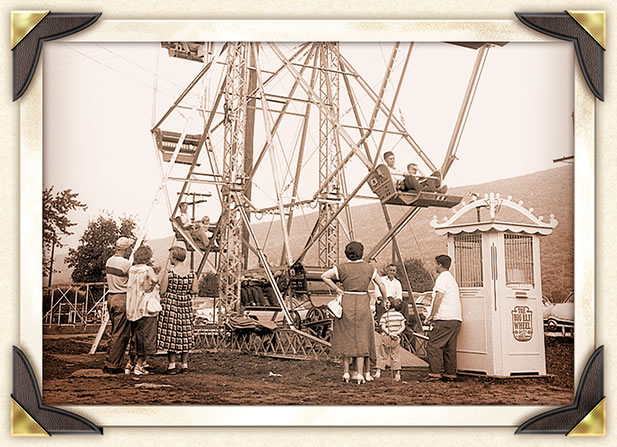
(322, 241), (389, 384)
(157, 246), (199, 374)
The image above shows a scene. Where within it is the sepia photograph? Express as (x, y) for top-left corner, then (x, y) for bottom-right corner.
(41, 40), (575, 408)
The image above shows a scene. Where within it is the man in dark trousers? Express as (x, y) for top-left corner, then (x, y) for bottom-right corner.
(102, 236), (135, 373)
(426, 254), (462, 381)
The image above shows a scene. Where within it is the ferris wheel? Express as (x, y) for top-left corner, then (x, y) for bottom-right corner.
(145, 41), (497, 333)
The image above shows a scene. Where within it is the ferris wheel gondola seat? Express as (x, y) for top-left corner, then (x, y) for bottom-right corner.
(368, 164), (462, 208)
(152, 128), (202, 165)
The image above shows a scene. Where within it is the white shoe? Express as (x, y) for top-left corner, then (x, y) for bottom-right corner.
(124, 362), (134, 375)
(342, 372), (350, 383)
(356, 374), (366, 385)
(365, 372), (374, 382)
(374, 369), (381, 379)
(133, 365), (149, 376)
(394, 372), (401, 382)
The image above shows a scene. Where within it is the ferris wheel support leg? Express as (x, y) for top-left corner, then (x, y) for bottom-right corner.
(237, 199), (296, 329)
(380, 205), (424, 334)
(441, 44), (491, 177)
(365, 206), (421, 262)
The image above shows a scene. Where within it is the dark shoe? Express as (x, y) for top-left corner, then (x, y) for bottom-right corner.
(165, 368), (178, 375)
(179, 367), (189, 374)
(442, 374), (457, 382)
(426, 374), (442, 382)
(103, 366), (125, 374)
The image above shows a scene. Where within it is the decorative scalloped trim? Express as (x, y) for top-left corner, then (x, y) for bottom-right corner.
(431, 193), (557, 235)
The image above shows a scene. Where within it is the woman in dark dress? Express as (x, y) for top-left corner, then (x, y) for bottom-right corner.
(157, 246), (199, 374)
(322, 241), (388, 384)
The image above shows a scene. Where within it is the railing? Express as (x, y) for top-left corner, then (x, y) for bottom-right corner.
(43, 282), (109, 327)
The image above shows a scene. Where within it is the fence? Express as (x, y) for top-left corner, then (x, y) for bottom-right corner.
(43, 282), (109, 327)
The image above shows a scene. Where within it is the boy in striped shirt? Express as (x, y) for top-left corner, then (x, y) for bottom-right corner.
(375, 298), (406, 381)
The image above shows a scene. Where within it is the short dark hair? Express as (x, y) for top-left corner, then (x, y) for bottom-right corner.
(134, 245), (153, 265)
(169, 245), (187, 262)
(435, 254), (452, 270)
(344, 241), (364, 261)
(392, 298), (404, 312)
(383, 151), (394, 159)
(387, 263), (397, 269)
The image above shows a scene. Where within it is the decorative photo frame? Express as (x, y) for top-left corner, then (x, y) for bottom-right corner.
(8, 8), (605, 440)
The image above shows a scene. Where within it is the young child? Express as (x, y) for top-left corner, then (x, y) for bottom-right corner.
(375, 298), (406, 381)
(126, 245), (160, 376)
(406, 162), (424, 177)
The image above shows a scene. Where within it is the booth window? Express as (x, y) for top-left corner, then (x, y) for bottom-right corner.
(504, 233), (534, 286)
(454, 234), (483, 287)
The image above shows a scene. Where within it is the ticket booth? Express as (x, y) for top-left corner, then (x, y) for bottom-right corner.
(431, 193), (558, 376)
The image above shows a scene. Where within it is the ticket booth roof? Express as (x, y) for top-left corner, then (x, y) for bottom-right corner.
(431, 193), (558, 236)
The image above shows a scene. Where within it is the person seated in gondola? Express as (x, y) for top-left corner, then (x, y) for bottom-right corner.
(398, 162), (448, 194)
(176, 203), (211, 250)
(383, 151), (406, 186)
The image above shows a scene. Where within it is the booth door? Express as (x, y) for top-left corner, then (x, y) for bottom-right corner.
(495, 233), (546, 375)
(451, 233), (495, 375)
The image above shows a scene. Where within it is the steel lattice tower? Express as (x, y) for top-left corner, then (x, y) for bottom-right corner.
(317, 43), (340, 268)
(218, 43), (249, 314)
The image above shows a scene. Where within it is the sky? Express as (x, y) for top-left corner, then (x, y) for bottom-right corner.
(43, 41), (574, 250)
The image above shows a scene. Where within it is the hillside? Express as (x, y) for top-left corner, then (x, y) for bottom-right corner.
(50, 166), (573, 300)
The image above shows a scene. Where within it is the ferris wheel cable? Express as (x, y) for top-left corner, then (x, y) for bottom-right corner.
(277, 114), (309, 190)
(328, 41), (397, 163)
(148, 46), (174, 219)
(253, 45), (294, 265)
(378, 44), (410, 130)
(374, 43), (414, 160)
(153, 43), (228, 131)
(279, 57), (319, 247)
(63, 44), (194, 104)
(312, 127), (374, 200)
(296, 167), (377, 264)
(270, 42), (374, 172)
(334, 47), (437, 173)
(278, 119), (305, 193)
(236, 201), (296, 328)
(339, 62), (374, 161)
(244, 43), (313, 107)
(262, 212), (277, 251)
(248, 44), (318, 178)
(93, 43), (204, 102)
(441, 45), (491, 178)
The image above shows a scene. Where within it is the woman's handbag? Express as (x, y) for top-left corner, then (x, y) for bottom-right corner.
(327, 292), (343, 319)
(146, 291), (162, 314)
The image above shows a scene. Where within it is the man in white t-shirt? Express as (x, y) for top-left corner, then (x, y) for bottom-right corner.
(426, 254), (462, 381)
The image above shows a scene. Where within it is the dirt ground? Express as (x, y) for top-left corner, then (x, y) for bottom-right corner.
(42, 331), (574, 406)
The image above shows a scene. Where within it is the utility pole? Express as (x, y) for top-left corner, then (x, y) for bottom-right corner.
(48, 234), (56, 288)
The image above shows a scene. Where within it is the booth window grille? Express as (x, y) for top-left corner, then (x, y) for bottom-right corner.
(504, 233), (534, 286)
(454, 234), (483, 287)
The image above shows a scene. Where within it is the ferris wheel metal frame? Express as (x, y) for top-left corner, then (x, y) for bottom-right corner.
(148, 40), (495, 338)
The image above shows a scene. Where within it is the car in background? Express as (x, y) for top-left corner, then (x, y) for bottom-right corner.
(407, 291), (434, 330)
(543, 291), (574, 337)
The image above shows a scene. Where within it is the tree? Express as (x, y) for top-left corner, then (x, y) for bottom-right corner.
(198, 272), (219, 297)
(386, 257), (434, 293)
(43, 187), (87, 282)
(66, 214), (138, 283)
